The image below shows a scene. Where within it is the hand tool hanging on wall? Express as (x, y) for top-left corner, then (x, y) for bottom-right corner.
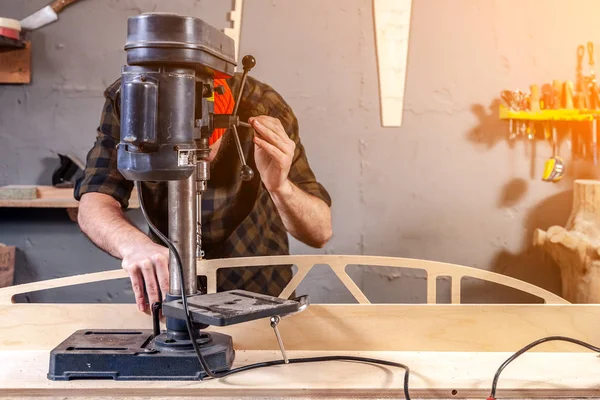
(576, 45), (588, 109)
(527, 84), (541, 140)
(542, 123), (564, 182)
(592, 118), (598, 165)
(585, 42), (599, 165)
(564, 80), (577, 164)
(552, 80), (563, 109)
(501, 90), (528, 139)
(501, 90), (519, 139)
(20, 0), (82, 31)
(564, 81), (575, 110)
(587, 42), (598, 108)
(542, 83), (555, 110)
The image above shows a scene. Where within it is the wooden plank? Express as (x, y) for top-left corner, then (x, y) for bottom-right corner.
(373, 0), (412, 127)
(1, 350), (600, 398)
(1, 261), (600, 397)
(0, 186), (139, 208)
(0, 41), (31, 84)
(2, 303), (600, 353)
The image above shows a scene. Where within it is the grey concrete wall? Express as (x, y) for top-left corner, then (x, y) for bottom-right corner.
(1, 0), (597, 304)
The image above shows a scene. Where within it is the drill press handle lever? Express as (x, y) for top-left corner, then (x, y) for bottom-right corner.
(209, 55), (257, 181)
(230, 55), (257, 181)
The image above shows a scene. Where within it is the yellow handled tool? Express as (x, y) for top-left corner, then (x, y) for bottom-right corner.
(542, 124), (564, 182)
(542, 156), (564, 182)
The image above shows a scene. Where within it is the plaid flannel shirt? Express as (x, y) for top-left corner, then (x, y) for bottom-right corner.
(75, 73), (332, 297)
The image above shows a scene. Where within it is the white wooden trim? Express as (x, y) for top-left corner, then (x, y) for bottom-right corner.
(373, 0), (413, 127)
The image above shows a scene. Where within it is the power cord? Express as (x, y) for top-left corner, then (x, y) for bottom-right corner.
(488, 335), (600, 400)
(136, 181), (222, 378)
(136, 181), (412, 398)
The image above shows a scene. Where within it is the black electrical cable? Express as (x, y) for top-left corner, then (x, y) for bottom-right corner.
(136, 181), (223, 379)
(136, 181), (412, 398)
(489, 335), (600, 399)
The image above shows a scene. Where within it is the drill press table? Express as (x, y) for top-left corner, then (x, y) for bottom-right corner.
(1, 256), (600, 399)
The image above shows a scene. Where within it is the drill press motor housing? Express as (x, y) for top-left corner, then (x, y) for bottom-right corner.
(47, 13), (303, 381)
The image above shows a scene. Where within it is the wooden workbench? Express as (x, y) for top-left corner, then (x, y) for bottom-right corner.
(2, 256), (600, 399)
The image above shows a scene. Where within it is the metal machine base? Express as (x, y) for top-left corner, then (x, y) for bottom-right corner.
(47, 329), (234, 381)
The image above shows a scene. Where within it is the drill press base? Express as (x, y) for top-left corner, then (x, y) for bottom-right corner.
(47, 329), (234, 381)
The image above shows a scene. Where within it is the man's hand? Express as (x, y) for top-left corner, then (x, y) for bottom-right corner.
(248, 115), (332, 248)
(121, 241), (169, 313)
(250, 116), (296, 194)
(78, 192), (172, 314)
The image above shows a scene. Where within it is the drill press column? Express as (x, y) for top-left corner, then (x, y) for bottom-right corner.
(168, 176), (197, 296)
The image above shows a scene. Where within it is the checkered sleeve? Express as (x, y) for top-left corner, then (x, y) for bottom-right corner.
(236, 75), (332, 207)
(74, 79), (134, 209)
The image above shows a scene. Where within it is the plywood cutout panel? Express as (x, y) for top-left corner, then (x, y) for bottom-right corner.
(374, 0), (412, 127)
(194, 255), (568, 305)
(0, 255), (567, 305)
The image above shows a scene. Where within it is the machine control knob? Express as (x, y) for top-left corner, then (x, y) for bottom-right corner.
(240, 165), (255, 181)
(242, 55), (256, 71)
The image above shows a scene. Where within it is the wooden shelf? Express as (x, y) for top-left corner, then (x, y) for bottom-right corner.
(0, 186), (139, 209)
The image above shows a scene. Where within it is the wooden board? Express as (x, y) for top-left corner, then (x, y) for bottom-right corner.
(3, 303), (600, 353)
(0, 186), (139, 208)
(0, 256), (581, 354)
(0, 41), (31, 84)
(2, 257), (600, 398)
(2, 349), (600, 399)
(373, 0), (412, 127)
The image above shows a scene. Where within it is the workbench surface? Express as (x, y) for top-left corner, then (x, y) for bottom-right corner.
(3, 261), (600, 399)
(2, 349), (600, 399)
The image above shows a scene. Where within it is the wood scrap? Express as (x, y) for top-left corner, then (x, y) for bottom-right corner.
(0, 185), (38, 200)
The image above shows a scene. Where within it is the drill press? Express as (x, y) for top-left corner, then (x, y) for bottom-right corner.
(47, 12), (303, 380)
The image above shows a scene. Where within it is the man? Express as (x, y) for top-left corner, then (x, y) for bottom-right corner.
(75, 73), (332, 313)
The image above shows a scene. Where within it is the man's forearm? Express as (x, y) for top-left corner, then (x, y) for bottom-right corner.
(78, 193), (151, 259)
(269, 180), (332, 248)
